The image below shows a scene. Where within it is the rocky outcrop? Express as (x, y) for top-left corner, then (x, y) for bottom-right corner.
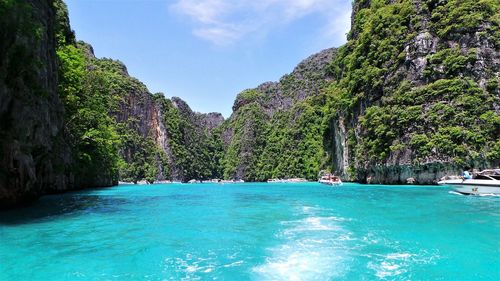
(221, 48), (337, 181)
(165, 97), (224, 181)
(1, 0), (497, 209)
(89, 58), (225, 182)
(198, 112), (224, 133)
(232, 48), (336, 117)
(0, 0), (224, 208)
(0, 0), (72, 208)
(221, 0), (498, 183)
(328, 0), (499, 184)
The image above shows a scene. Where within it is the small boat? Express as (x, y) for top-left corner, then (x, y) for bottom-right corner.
(286, 178), (308, 183)
(438, 169), (500, 195)
(153, 180), (172, 184)
(267, 178), (308, 183)
(201, 179), (222, 183)
(118, 181), (135, 185)
(267, 178), (284, 183)
(219, 179), (244, 184)
(318, 173), (342, 186)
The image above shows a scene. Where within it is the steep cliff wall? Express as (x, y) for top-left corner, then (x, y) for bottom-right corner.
(221, 0), (499, 183)
(0, 0), (74, 208)
(73, 48), (225, 183)
(0, 0), (224, 208)
(221, 48), (337, 181)
(157, 97), (224, 181)
(1, 0), (497, 209)
(78, 52), (225, 183)
(326, 0), (499, 184)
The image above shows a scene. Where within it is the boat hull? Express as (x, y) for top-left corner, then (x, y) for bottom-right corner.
(438, 179), (500, 195)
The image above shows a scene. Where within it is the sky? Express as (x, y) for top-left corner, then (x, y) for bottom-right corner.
(65, 0), (352, 117)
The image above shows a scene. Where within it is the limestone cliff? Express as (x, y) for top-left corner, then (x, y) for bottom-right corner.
(1, 0), (498, 210)
(221, 48), (337, 181)
(1, 0), (74, 208)
(328, 0), (499, 184)
(82, 53), (225, 183)
(221, 0), (499, 184)
(0, 0), (224, 208)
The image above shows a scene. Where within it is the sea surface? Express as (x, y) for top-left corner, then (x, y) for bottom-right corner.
(0, 183), (499, 280)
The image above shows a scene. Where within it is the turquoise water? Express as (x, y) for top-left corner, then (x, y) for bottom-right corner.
(1, 183), (499, 280)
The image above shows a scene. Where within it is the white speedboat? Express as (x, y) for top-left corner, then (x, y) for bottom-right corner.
(318, 174), (342, 186)
(438, 169), (500, 195)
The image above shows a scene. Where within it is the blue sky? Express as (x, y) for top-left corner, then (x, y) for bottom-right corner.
(65, 0), (352, 117)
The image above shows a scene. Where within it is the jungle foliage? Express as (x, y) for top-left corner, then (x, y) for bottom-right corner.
(220, 0), (499, 181)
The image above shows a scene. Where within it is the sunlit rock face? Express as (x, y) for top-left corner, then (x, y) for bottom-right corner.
(221, 0), (499, 184)
(334, 0), (499, 184)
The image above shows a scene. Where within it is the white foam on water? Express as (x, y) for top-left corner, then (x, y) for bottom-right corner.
(186, 265), (199, 273)
(282, 216), (345, 235)
(479, 193), (500, 197)
(253, 209), (350, 280)
(381, 261), (400, 271)
(368, 252), (411, 279)
(301, 206), (326, 214)
(362, 233), (380, 244)
(253, 247), (346, 281)
(368, 250), (440, 279)
(223, 260), (244, 268)
(449, 191), (500, 197)
(163, 254), (219, 279)
(304, 217), (336, 230)
(386, 253), (412, 260)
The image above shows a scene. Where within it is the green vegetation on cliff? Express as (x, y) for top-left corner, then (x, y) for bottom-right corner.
(54, 0), (223, 183)
(3, 0), (497, 204)
(57, 43), (120, 185)
(53, 0), (500, 184)
(157, 97), (223, 181)
(221, 0), (499, 183)
(1, 0), (74, 207)
(220, 48), (337, 181)
(329, 0), (498, 174)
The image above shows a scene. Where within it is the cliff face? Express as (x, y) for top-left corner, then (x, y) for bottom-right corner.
(221, 0), (499, 183)
(0, 0), (224, 208)
(221, 48), (337, 181)
(83, 54), (225, 183)
(55, 33), (225, 185)
(1, 0), (497, 209)
(151, 96), (223, 181)
(327, 0), (499, 184)
(0, 0), (74, 208)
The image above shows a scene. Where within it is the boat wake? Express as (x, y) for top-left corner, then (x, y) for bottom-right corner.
(253, 206), (350, 280)
(162, 251), (245, 279)
(479, 193), (500, 197)
(448, 191), (500, 197)
(367, 250), (440, 279)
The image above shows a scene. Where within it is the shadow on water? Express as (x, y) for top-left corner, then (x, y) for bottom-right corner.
(0, 191), (129, 225)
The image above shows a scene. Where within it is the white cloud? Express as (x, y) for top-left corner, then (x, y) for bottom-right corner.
(170, 0), (351, 46)
(193, 25), (241, 45)
(172, 0), (228, 24)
